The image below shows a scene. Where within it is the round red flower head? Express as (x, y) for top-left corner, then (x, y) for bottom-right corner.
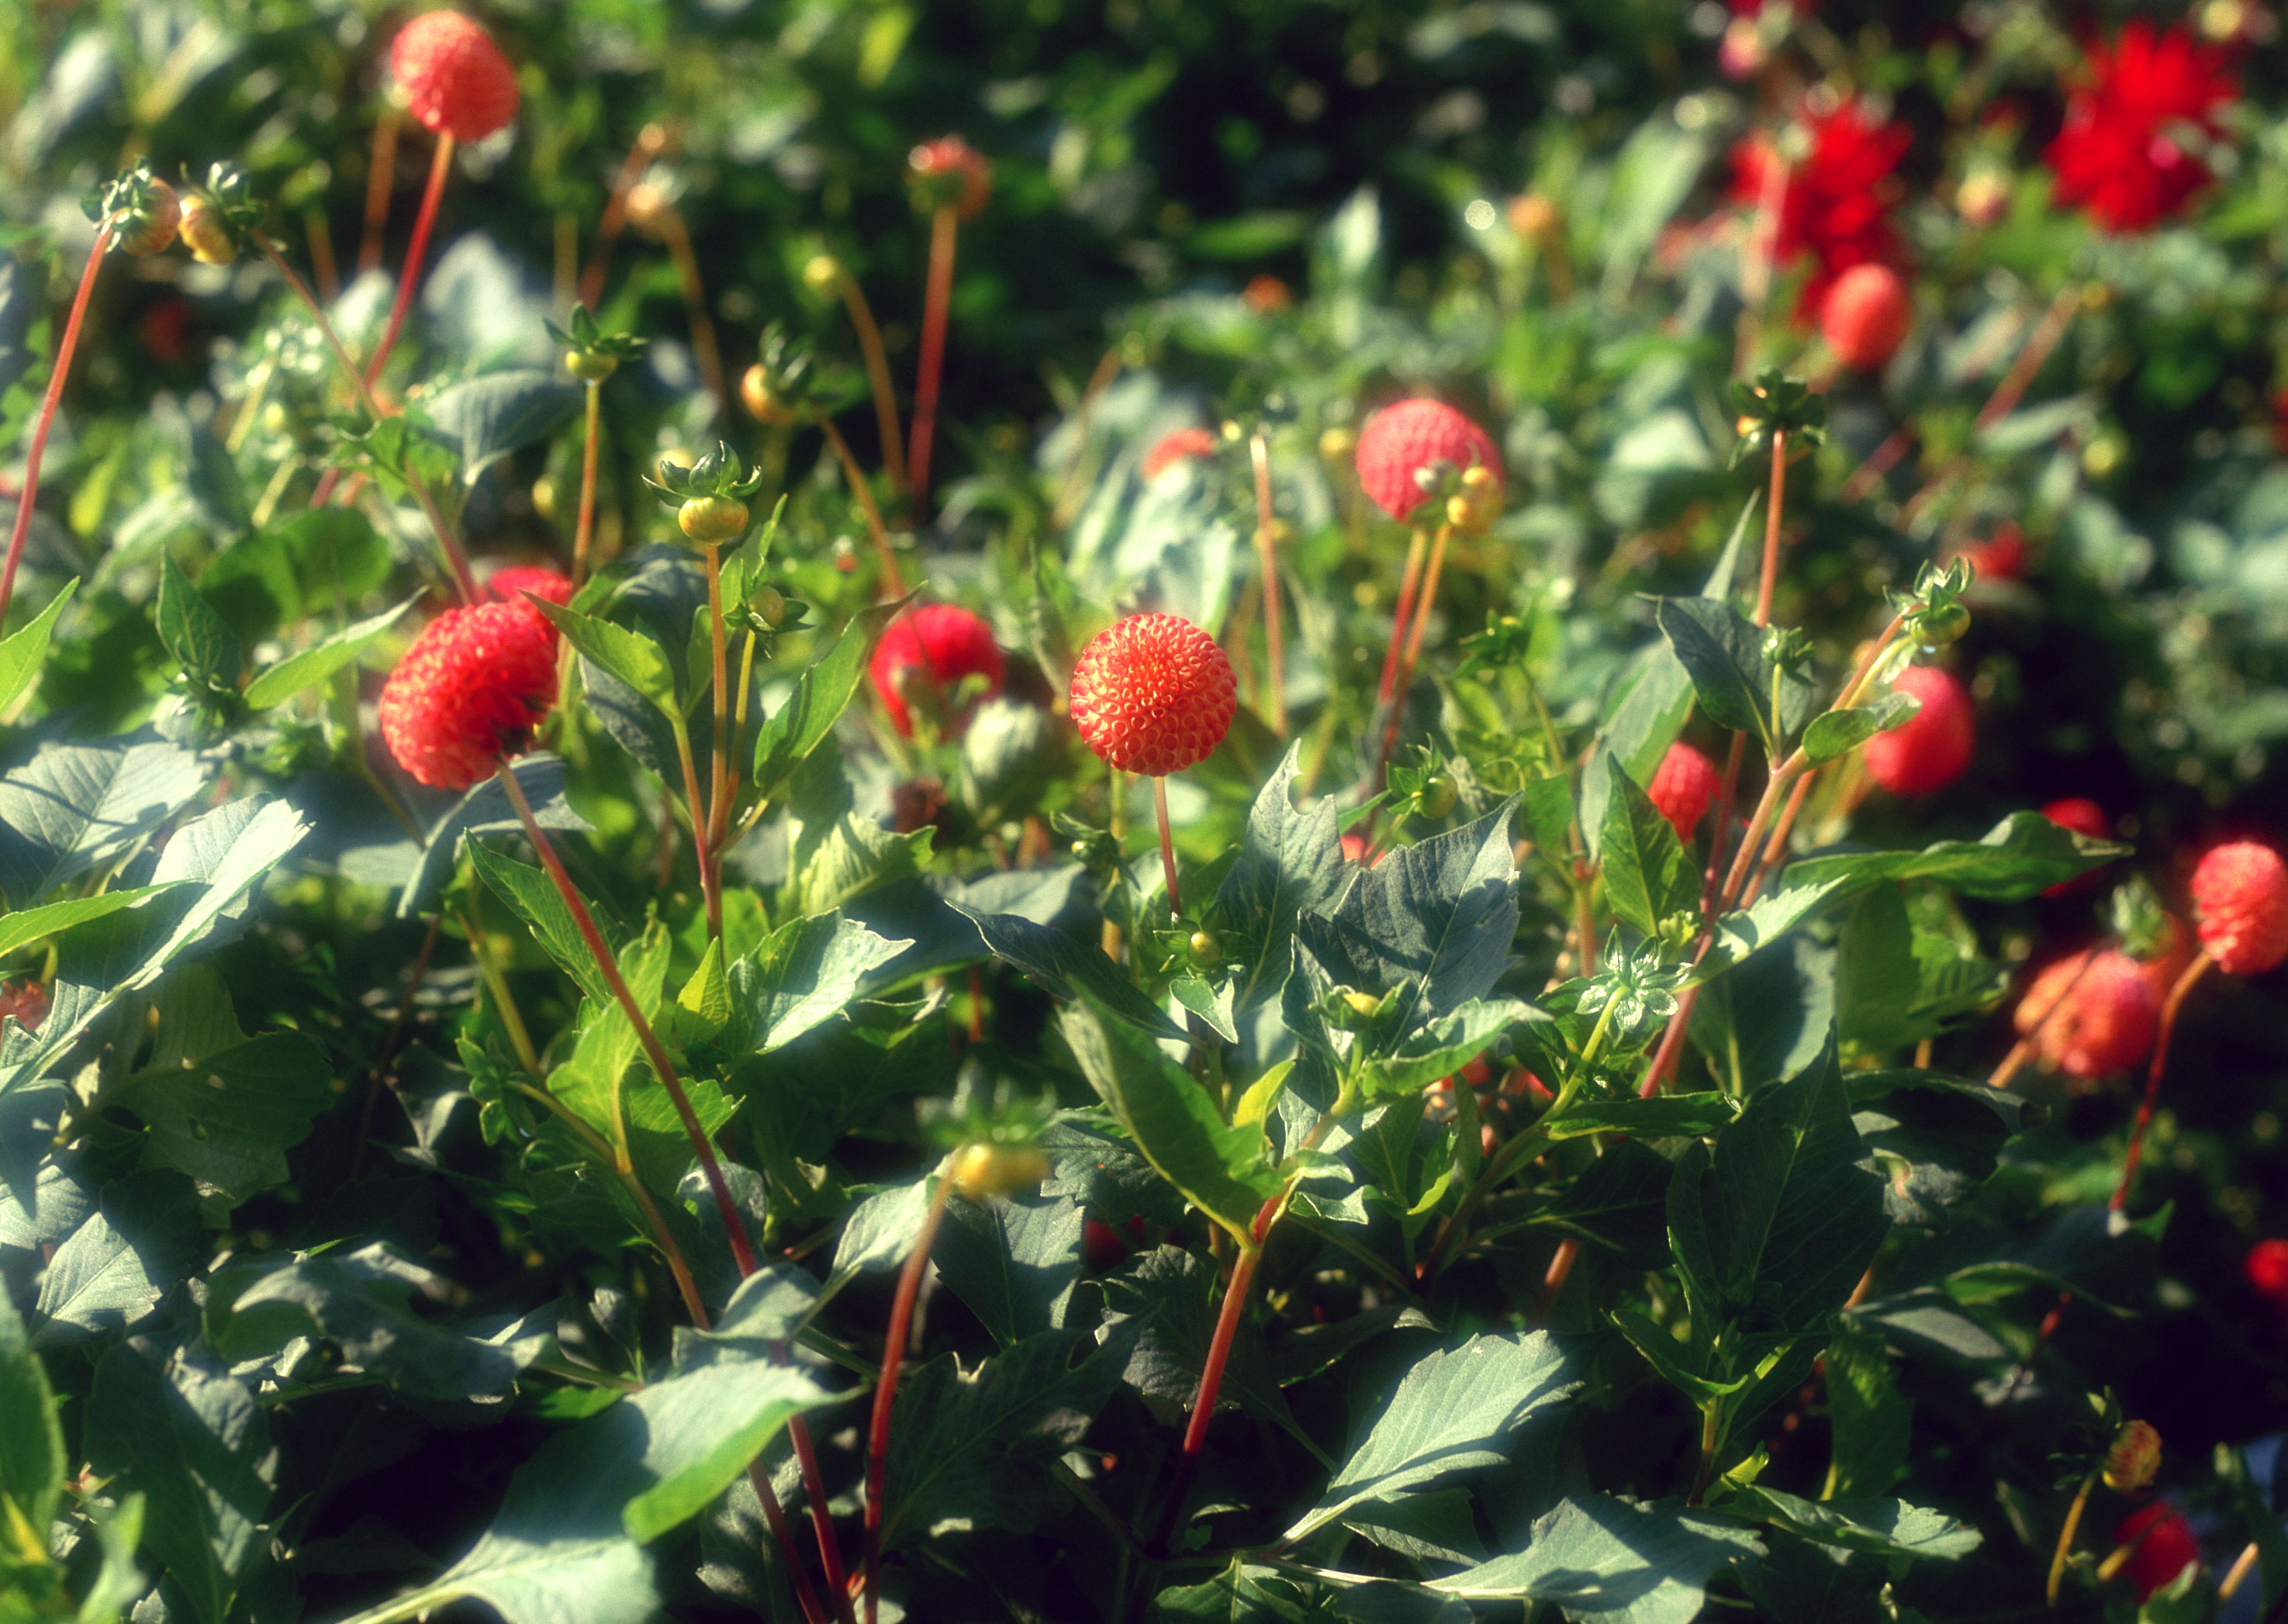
(1952, 523), (2027, 583)
(1142, 427), (1220, 482)
(1070, 613), (1236, 777)
(2190, 840), (2288, 976)
(1647, 741), (1721, 843)
(1864, 665), (1975, 796)
(908, 136), (992, 221)
(2046, 21), (2235, 233)
(2111, 1503), (2201, 1602)
(1730, 96), (1911, 320)
(1354, 399), (1503, 524)
(2013, 948), (2158, 1080)
(1821, 263), (1912, 372)
(390, 11), (520, 144)
(2041, 796), (2113, 897)
(868, 603), (1007, 738)
(379, 601), (558, 790)
(487, 565), (573, 642)
(2246, 1237), (2288, 1307)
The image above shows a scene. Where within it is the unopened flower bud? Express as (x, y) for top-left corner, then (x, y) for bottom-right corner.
(949, 1142), (1050, 1201)
(177, 193), (235, 265)
(2103, 1420), (2161, 1492)
(803, 254), (844, 295)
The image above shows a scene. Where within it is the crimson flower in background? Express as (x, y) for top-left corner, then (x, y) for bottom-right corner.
(1730, 96), (1911, 319)
(2045, 21), (2236, 233)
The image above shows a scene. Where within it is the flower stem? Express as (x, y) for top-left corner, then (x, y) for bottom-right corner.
(2046, 1469), (2098, 1608)
(493, 760), (756, 1275)
(256, 237), (479, 603)
(2110, 952), (2214, 1212)
(703, 543), (733, 940)
(1754, 430), (1786, 626)
(573, 381), (602, 587)
(1249, 429), (1285, 736)
(358, 103), (403, 275)
(1153, 776), (1180, 921)
(1364, 523), (1453, 813)
(863, 1172), (955, 1624)
(814, 412), (903, 597)
(835, 271), (905, 493)
(668, 714), (722, 948)
(1144, 1235), (1267, 1559)
(579, 123), (669, 312)
(0, 223), (111, 627)
(654, 204), (727, 413)
(907, 204), (959, 509)
(365, 130), (454, 389)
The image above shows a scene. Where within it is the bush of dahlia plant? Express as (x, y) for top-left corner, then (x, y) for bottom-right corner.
(6, 2), (2288, 1622)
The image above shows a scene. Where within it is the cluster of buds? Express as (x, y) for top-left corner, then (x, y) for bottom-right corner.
(87, 161), (264, 268)
(549, 302), (648, 385)
(1574, 939), (1689, 1042)
(645, 441), (766, 548)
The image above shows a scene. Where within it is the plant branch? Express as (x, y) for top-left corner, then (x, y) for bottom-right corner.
(1, 223), (112, 627)
(907, 204), (959, 508)
(863, 1172), (955, 1624)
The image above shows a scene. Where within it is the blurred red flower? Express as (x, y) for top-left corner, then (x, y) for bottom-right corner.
(1730, 97), (1911, 319)
(2045, 21), (2235, 233)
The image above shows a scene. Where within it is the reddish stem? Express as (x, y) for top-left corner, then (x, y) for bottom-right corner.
(907, 205), (958, 509)
(749, 1460), (835, 1624)
(863, 1173), (955, 1624)
(837, 275), (906, 495)
(580, 124), (669, 313)
(2110, 952), (2214, 1212)
(358, 105), (403, 275)
(1153, 776), (1180, 920)
(1, 223), (111, 627)
(1754, 431), (1786, 627)
(494, 762), (756, 1274)
(573, 382), (602, 586)
(365, 132), (454, 387)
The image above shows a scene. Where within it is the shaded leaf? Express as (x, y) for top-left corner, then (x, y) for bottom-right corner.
(1726, 1484), (1981, 1561)
(960, 905), (1185, 1039)
(1598, 753), (1697, 936)
(30, 1173), (200, 1349)
(936, 1190), (1084, 1348)
(425, 370), (583, 485)
(242, 594), (416, 709)
(1779, 811), (2128, 903)
(0, 578), (78, 716)
(752, 595), (911, 800)
(1213, 743), (1346, 1008)
(725, 911), (909, 1053)
(1434, 1494), (1764, 1624)
(0, 731), (206, 908)
(396, 754), (592, 920)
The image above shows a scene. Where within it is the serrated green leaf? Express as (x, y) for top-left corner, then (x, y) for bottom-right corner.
(242, 594), (416, 709)
(1434, 1494), (1764, 1624)
(468, 840), (617, 1011)
(1598, 753), (1698, 936)
(1652, 596), (1808, 750)
(0, 883), (182, 961)
(537, 598), (680, 714)
(1801, 689), (1920, 765)
(725, 911), (908, 1052)
(1780, 810), (2130, 902)
(958, 905), (1185, 1039)
(156, 551), (244, 693)
(752, 593), (913, 799)
(1726, 1484), (1981, 1560)
(425, 370), (585, 486)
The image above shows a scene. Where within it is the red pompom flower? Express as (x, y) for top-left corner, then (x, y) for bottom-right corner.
(1820, 263), (1912, 371)
(2247, 1237), (2288, 1306)
(2110, 1503), (2201, 1602)
(868, 604), (1007, 738)
(488, 565), (573, 642)
(2045, 22), (2235, 233)
(1142, 427), (1219, 482)
(1647, 741), (1722, 843)
(1069, 613), (1236, 777)
(1730, 97), (1911, 320)
(1863, 665), (1975, 796)
(1354, 399), (1502, 523)
(2191, 840), (2288, 976)
(2013, 948), (2158, 1080)
(379, 601), (558, 790)
(390, 11), (520, 143)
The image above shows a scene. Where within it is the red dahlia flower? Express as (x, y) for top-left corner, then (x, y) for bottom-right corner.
(2190, 840), (2288, 976)
(2013, 948), (2158, 1080)
(1647, 741), (1721, 843)
(488, 566), (573, 643)
(1863, 665), (1975, 796)
(1354, 399), (1503, 523)
(868, 604), (1006, 738)
(2247, 1237), (2288, 1305)
(2110, 1503), (2201, 1602)
(1069, 613), (1236, 776)
(1730, 97), (1911, 320)
(389, 11), (520, 144)
(379, 601), (558, 790)
(1142, 427), (1219, 482)
(2045, 21), (2235, 233)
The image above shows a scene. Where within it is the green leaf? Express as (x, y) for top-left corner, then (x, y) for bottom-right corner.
(1286, 1332), (1576, 1540)
(1433, 1494), (1765, 1624)
(116, 1028), (334, 1201)
(537, 598), (680, 714)
(156, 551), (244, 693)
(1651, 596), (1809, 750)
(0, 732), (207, 907)
(935, 1191), (1084, 1349)
(469, 841), (617, 1011)
(396, 754), (593, 921)
(752, 594), (912, 798)
(0, 577), (77, 716)
(1610, 1308), (1749, 1407)
(1153, 1563), (1316, 1622)
(1779, 810), (2130, 903)
(1667, 1063), (1888, 1333)
(1603, 493), (1752, 784)
(425, 369), (585, 486)
(1700, 876), (1856, 974)
(1212, 742), (1345, 1008)
(1801, 689), (1920, 765)
(210, 1243), (553, 1401)
(959, 907), (1186, 1040)
(1057, 999), (1277, 1245)
(1354, 997), (1536, 1100)
(241, 594), (416, 709)
(0, 883), (183, 961)
(825, 1177), (937, 1297)
(881, 1327), (1132, 1550)
(1543, 1092), (1737, 1142)
(0, 1292), (63, 1554)
(1170, 974), (1239, 1042)
(1726, 1484), (1982, 1560)
(1849, 1070), (2021, 1227)
(82, 1343), (275, 1624)
(1598, 753), (1698, 936)
(726, 911), (910, 1052)
(29, 1173), (201, 1349)
(73, 1491), (147, 1624)
(1823, 1327), (1910, 1498)
(1518, 772), (1575, 868)
(202, 510), (392, 637)
(1099, 1248), (1310, 1453)
(618, 1356), (836, 1543)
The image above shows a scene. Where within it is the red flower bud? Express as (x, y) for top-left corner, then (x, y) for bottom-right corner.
(2040, 797), (2113, 897)
(390, 11), (520, 143)
(379, 601), (558, 790)
(1142, 427), (1219, 482)
(1647, 741), (1722, 843)
(1820, 263), (1913, 371)
(2110, 1502), (2200, 1602)
(867, 604), (1006, 738)
(1863, 665), (1975, 796)
(2013, 948), (2158, 1080)
(2191, 840), (2288, 976)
